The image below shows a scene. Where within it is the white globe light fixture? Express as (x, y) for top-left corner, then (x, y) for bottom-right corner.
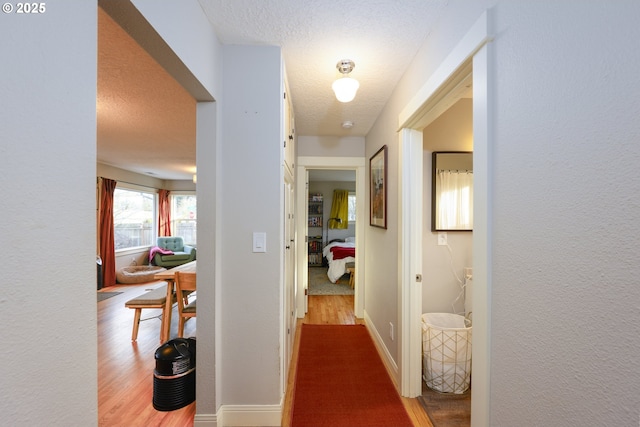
(332, 59), (359, 103)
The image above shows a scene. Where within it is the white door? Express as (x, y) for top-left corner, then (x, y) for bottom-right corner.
(303, 171), (309, 313)
(284, 178), (296, 367)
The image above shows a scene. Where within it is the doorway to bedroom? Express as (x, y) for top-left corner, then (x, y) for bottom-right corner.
(295, 157), (366, 320)
(307, 170), (356, 301)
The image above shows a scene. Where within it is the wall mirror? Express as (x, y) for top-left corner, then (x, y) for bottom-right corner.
(432, 151), (473, 231)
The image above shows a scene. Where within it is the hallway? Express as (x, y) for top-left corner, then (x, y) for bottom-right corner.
(281, 295), (432, 426)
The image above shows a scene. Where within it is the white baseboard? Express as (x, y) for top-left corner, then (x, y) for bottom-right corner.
(194, 413), (218, 427)
(194, 402), (282, 427)
(363, 310), (400, 387)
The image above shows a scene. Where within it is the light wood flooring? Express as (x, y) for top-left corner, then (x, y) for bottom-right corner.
(98, 286), (432, 426)
(98, 282), (196, 427)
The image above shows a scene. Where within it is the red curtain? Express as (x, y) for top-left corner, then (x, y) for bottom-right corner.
(99, 178), (117, 288)
(158, 189), (171, 237)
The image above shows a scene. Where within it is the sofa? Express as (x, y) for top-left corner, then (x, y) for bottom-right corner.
(151, 236), (196, 268)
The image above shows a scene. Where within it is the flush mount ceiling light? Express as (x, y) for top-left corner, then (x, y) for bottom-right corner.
(342, 120), (354, 129)
(332, 59), (359, 103)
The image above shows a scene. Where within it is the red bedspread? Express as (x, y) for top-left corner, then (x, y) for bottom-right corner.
(330, 246), (355, 260)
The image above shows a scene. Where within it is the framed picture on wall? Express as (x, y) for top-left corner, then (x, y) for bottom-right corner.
(369, 145), (387, 229)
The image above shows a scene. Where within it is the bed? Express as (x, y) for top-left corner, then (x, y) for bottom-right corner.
(322, 238), (356, 283)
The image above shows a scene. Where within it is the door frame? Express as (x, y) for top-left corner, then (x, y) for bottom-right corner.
(398, 11), (492, 427)
(296, 156), (366, 318)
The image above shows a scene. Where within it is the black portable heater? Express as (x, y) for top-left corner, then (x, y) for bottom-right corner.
(152, 337), (196, 411)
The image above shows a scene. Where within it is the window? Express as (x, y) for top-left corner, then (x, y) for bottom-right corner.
(113, 188), (155, 250)
(171, 194), (197, 245)
(348, 192), (356, 222)
(435, 170), (473, 230)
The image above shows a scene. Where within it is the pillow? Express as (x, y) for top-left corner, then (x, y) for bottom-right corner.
(345, 236), (355, 243)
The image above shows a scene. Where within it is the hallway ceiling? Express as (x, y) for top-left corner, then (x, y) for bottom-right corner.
(97, 1), (448, 180)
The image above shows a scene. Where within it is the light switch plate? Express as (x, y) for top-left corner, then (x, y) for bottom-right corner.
(253, 232), (266, 253)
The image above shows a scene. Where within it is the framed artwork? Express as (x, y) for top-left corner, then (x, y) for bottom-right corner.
(369, 145), (387, 229)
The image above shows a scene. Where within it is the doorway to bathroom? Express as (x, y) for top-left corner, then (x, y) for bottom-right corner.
(397, 11), (491, 427)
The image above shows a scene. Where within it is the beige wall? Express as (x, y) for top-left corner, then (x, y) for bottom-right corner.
(422, 98), (473, 314)
(423, 98), (473, 152)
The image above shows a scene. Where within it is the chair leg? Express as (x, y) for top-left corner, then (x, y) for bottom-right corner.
(178, 316), (185, 338)
(132, 308), (142, 341)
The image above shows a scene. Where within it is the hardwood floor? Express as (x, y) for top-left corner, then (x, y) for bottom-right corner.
(98, 283), (196, 427)
(98, 287), (432, 427)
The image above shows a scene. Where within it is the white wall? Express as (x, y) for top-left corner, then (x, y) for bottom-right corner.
(487, 2), (640, 425)
(220, 45), (283, 406)
(0, 3), (98, 426)
(367, 1), (640, 425)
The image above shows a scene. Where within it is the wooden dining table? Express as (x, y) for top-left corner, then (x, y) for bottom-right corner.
(154, 260), (196, 342)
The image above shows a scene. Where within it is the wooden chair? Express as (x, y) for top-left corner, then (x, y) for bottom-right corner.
(124, 283), (171, 342)
(175, 271), (197, 337)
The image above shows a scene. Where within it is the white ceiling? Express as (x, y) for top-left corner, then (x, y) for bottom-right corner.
(97, 1), (448, 180)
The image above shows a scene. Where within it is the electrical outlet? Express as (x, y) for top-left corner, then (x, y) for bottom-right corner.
(389, 322), (394, 341)
(437, 232), (448, 245)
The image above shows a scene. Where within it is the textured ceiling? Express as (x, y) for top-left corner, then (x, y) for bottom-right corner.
(97, 8), (197, 180)
(199, 0), (447, 137)
(97, 1), (448, 180)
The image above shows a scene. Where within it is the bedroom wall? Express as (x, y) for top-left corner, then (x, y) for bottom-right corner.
(0, 2), (98, 425)
(421, 99), (473, 315)
(308, 180), (357, 243)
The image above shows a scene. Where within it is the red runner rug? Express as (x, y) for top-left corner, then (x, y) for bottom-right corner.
(290, 324), (413, 427)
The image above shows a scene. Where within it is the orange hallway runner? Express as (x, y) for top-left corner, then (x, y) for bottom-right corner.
(290, 324), (413, 427)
